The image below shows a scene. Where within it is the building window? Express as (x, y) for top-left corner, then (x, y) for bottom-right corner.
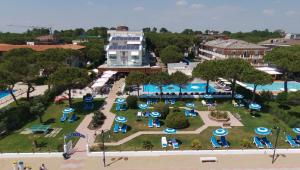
(131, 56), (139, 60)
(109, 55), (117, 60)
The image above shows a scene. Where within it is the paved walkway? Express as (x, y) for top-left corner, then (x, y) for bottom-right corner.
(99, 109), (243, 146)
(73, 78), (125, 155)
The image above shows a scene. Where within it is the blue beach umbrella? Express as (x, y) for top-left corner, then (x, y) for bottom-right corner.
(138, 103), (148, 110)
(163, 128), (176, 134)
(150, 111), (161, 118)
(249, 103), (261, 110)
(234, 94), (244, 99)
(115, 116), (127, 123)
(84, 96), (93, 102)
(255, 127), (271, 135)
(292, 128), (300, 134)
(63, 108), (75, 114)
(116, 98), (126, 104)
(186, 102), (195, 108)
(203, 94), (213, 99)
(213, 128), (229, 136)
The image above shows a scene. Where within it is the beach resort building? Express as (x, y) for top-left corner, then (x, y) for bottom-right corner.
(198, 39), (267, 66)
(98, 27), (161, 73)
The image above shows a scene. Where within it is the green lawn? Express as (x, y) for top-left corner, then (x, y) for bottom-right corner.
(97, 100), (295, 151)
(96, 102), (204, 143)
(0, 99), (104, 152)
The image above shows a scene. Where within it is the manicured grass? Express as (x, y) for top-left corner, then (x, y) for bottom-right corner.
(98, 100), (295, 151)
(96, 102), (204, 143)
(0, 99), (104, 152)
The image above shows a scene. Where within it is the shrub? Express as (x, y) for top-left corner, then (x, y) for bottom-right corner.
(154, 103), (169, 119)
(91, 111), (106, 128)
(276, 92), (288, 105)
(165, 112), (189, 129)
(126, 95), (138, 109)
(210, 110), (229, 119)
(260, 91), (274, 104)
(240, 139), (252, 148)
(190, 139), (202, 150)
(142, 140), (153, 150)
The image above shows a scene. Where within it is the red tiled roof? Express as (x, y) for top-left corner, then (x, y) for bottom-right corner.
(0, 44), (85, 52)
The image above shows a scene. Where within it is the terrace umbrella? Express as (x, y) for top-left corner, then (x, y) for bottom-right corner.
(115, 98), (126, 105)
(249, 103), (261, 110)
(254, 127), (271, 136)
(138, 103), (148, 110)
(213, 128), (229, 136)
(203, 94), (214, 104)
(292, 128), (300, 134)
(63, 108), (75, 114)
(150, 111), (161, 118)
(186, 102), (195, 108)
(163, 128), (176, 134)
(84, 96), (93, 103)
(115, 116), (127, 123)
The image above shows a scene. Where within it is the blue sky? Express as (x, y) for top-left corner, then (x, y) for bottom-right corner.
(0, 0), (299, 33)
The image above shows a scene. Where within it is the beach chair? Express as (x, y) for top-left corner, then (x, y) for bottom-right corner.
(155, 118), (161, 128)
(201, 100), (207, 106)
(262, 137), (273, 149)
(210, 136), (221, 148)
(171, 138), (179, 149)
(190, 110), (197, 117)
(113, 123), (119, 133)
(220, 136), (229, 148)
(148, 118), (153, 128)
(121, 124), (127, 133)
(60, 114), (67, 122)
(185, 110), (190, 117)
(68, 114), (77, 122)
(116, 104), (121, 111)
(253, 136), (264, 149)
(153, 99), (158, 104)
(121, 105), (127, 111)
(170, 98), (176, 105)
(296, 135), (300, 143)
(144, 111), (150, 117)
(161, 137), (168, 148)
(286, 134), (300, 147)
(147, 99), (152, 105)
(165, 99), (169, 104)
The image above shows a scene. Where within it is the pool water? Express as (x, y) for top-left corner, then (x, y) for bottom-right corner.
(143, 83), (216, 93)
(0, 90), (13, 99)
(245, 81), (300, 91)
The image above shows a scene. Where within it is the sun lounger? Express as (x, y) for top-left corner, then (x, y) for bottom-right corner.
(121, 124), (127, 133)
(220, 136), (229, 148)
(165, 99), (169, 104)
(253, 136), (264, 149)
(116, 104), (121, 111)
(262, 137), (273, 148)
(190, 110), (197, 117)
(296, 135), (300, 143)
(60, 114), (67, 122)
(121, 105), (127, 111)
(155, 118), (160, 128)
(113, 123), (119, 133)
(144, 111), (150, 117)
(148, 118), (153, 128)
(171, 138), (179, 149)
(147, 99), (151, 105)
(210, 136), (221, 148)
(161, 137), (168, 148)
(286, 134), (300, 147)
(153, 99), (158, 104)
(170, 98), (175, 105)
(68, 114), (77, 122)
(232, 100), (238, 107)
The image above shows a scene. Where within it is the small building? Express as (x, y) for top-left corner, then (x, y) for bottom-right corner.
(35, 34), (60, 44)
(98, 28), (161, 74)
(255, 67), (282, 80)
(198, 39), (267, 66)
(258, 38), (300, 50)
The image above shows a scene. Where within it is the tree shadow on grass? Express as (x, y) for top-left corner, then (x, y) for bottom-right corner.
(72, 100), (105, 115)
(43, 118), (56, 125)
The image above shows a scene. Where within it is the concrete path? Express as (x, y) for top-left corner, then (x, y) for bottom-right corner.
(73, 78), (125, 155)
(99, 109), (243, 146)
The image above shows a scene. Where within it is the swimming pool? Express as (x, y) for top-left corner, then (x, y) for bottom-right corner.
(245, 81), (300, 92)
(0, 90), (13, 99)
(143, 83), (216, 93)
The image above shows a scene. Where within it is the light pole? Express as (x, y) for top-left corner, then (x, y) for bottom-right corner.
(99, 129), (110, 167)
(272, 126), (280, 164)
